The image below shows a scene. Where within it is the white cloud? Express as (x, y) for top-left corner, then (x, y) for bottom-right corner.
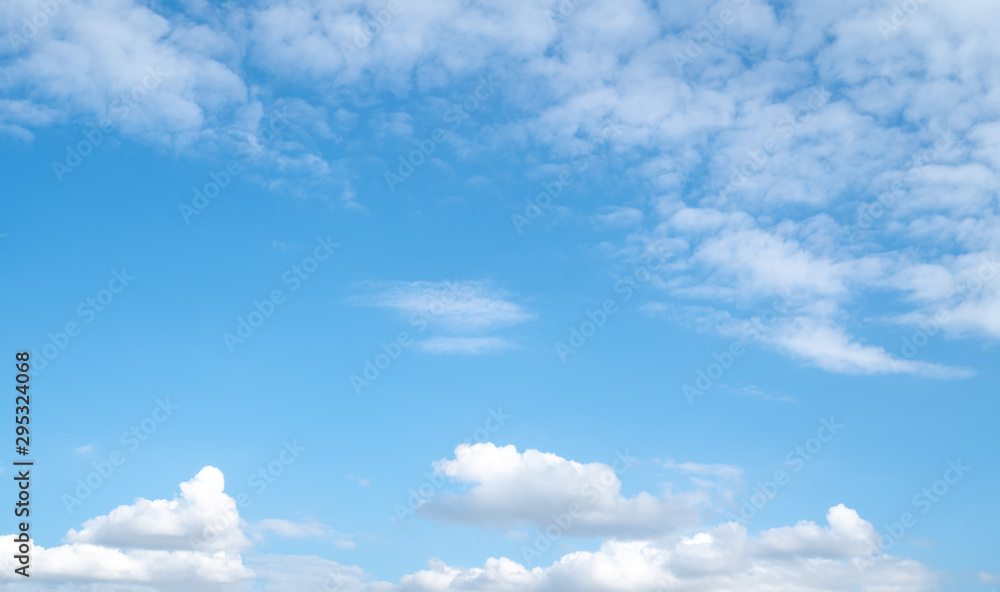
(735, 385), (795, 403)
(348, 474), (372, 487)
(247, 0), (655, 91)
(352, 280), (531, 354)
(417, 443), (710, 538)
(65, 467), (249, 553)
(1, 0), (247, 149)
(0, 467), (253, 589)
(891, 253), (1000, 340)
(762, 317), (974, 378)
(691, 228), (849, 300)
(667, 205), (755, 235)
(244, 554), (391, 592)
(401, 506), (935, 591)
(0, 98), (60, 140)
(0, 463), (938, 592)
(758, 504), (877, 558)
(661, 460), (742, 480)
(0, 0), (994, 587)
(5, 0), (999, 356)
(591, 206), (644, 229)
(417, 336), (516, 355)
(252, 519), (354, 548)
(353, 280), (532, 332)
(642, 299), (973, 379)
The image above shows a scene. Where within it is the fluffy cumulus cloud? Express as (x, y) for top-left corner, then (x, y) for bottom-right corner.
(0, 467), (253, 590)
(418, 443), (710, 538)
(0, 462), (937, 592)
(64, 466), (248, 553)
(0, 467), (368, 591)
(401, 509), (935, 592)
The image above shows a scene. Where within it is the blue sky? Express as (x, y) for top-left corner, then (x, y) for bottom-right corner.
(1, 0), (999, 590)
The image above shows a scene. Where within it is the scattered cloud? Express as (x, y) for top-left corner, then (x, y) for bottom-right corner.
(734, 385), (795, 403)
(661, 460), (743, 480)
(418, 443), (711, 538)
(417, 336), (517, 355)
(591, 206), (644, 229)
(64, 466), (249, 553)
(0, 460), (937, 591)
(401, 505), (934, 592)
(352, 280), (532, 333)
(762, 317), (975, 378)
(352, 280), (532, 354)
(4, 0), (1000, 373)
(348, 474), (371, 487)
(2, 467), (253, 588)
(252, 519), (354, 548)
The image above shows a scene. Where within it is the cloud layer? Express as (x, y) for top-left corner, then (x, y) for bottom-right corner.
(0, 464), (935, 591)
(4, 0), (1000, 374)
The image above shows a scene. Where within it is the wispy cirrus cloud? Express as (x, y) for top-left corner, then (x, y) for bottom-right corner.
(252, 519), (354, 548)
(762, 317), (975, 378)
(417, 336), (517, 355)
(351, 280), (532, 355)
(351, 280), (532, 332)
(73, 444), (95, 455)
